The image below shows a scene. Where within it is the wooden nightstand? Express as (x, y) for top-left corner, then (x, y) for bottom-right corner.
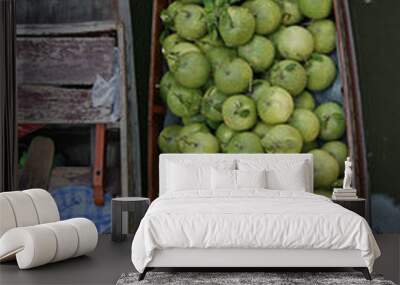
(332, 198), (366, 218)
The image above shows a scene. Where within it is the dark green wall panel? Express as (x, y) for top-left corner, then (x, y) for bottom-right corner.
(130, 0), (153, 195)
(349, 1), (400, 232)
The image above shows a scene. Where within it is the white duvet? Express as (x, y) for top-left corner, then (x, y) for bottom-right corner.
(131, 190), (380, 273)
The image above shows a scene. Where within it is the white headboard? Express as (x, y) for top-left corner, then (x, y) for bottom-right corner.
(159, 154), (313, 196)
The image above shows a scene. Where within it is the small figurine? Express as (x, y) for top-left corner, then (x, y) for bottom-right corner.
(343, 157), (352, 189)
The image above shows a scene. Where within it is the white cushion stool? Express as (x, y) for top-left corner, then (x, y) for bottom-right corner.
(0, 189), (98, 269)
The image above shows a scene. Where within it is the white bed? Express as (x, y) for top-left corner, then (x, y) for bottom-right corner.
(131, 154), (380, 280)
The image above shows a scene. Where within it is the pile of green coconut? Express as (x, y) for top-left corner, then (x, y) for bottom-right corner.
(157, 0), (347, 195)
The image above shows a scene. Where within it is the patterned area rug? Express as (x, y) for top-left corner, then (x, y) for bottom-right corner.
(116, 272), (396, 285)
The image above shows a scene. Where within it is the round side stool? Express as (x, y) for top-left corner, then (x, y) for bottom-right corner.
(111, 197), (150, 242)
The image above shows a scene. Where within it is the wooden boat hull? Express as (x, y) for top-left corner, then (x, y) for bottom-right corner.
(147, 0), (369, 217)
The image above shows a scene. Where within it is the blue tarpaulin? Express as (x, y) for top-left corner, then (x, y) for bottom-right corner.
(51, 186), (111, 234)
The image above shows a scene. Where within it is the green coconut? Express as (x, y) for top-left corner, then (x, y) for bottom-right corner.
(161, 33), (185, 55)
(238, 35), (275, 73)
(322, 141), (348, 173)
(269, 60), (307, 96)
(172, 51), (211, 89)
(175, 4), (207, 40)
(315, 102), (346, 141)
(261, 124), (303, 153)
(216, 123), (237, 152)
(201, 86), (228, 122)
(158, 125), (182, 153)
(196, 33), (224, 53)
(294, 91), (316, 110)
(288, 109), (320, 142)
(166, 42), (200, 71)
(226, 132), (264, 153)
(278, 25), (314, 61)
(314, 102), (346, 141)
(253, 121), (274, 138)
(177, 123), (210, 151)
(309, 149), (339, 189)
(250, 80), (271, 102)
(160, 1), (184, 31)
(214, 58), (253, 94)
(305, 53), (336, 91)
(218, 6), (256, 47)
(206, 47), (237, 71)
(159, 71), (178, 102)
(307, 19), (337, 54)
(298, 0), (332, 20)
(179, 132), (220, 153)
(178, 123), (209, 137)
(242, 0), (282, 35)
(222, 95), (257, 131)
(166, 84), (202, 117)
(277, 0), (303, 26)
(257, 86), (294, 124)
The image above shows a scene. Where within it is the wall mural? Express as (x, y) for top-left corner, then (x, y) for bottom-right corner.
(12, 0), (399, 233)
(157, 0), (348, 199)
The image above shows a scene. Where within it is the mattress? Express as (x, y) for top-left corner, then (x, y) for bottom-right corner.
(131, 190), (380, 273)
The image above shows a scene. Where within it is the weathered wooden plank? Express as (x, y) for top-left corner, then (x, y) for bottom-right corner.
(17, 37), (115, 85)
(49, 166), (122, 195)
(117, 23), (130, 198)
(117, 0), (143, 197)
(17, 85), (113, 124)
(17, 21), (117, 36)
(16, 0), (116, 25)
(49, 167), (91, 191)
(118, 0), (145, 196)
(147, 0), (170, 200)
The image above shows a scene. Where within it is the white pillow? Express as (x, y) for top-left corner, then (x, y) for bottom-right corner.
(266, 166), (307, 191)
(211, 169), (267, 190)
(236, 169), (267, 189)
(211, 168), (236, 190)
(165, 159), (236, 192)
(237, 159), (310, 192)
(166, 162), (211, 191)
